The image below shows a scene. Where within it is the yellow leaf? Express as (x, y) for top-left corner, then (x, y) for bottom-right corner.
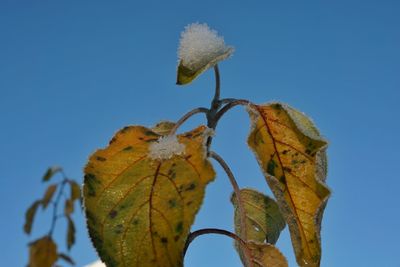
(176, 49), (232, 85)
(247, 103), (331, 267)
(247, 241), (288, 267)
(69, 180), (81, 206)
(28, 236), (58, 267)
(42, 184), (57, 209)
(24, 200), (41, 234)
(83, 125), (215, 267)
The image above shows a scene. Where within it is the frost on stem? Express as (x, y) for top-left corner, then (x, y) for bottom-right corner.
(148, 135), (185, 160)
(177, 23), (234, 85)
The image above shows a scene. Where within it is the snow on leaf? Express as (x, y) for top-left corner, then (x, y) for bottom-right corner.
(177, 23), (234, 85)
(83, 125), (215, 267)
(148, 135), (185, 160)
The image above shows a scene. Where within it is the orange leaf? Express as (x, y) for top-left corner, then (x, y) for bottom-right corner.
(247, 103), (330, 267)
(83, 125), (215, 267)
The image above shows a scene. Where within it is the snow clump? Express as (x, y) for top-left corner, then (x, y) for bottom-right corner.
(148, 135), (185, 160)
(178, 23), (234, 71)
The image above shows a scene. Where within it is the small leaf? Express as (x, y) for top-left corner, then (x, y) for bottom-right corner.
(176, 23), (233, 85)
(231, 188), (286, 266)
(42, 184), (57, 209)
(58, 253), (75, 265)
(83, 125), (215, 267)
(43, 166), (62, 182)
(232, 188), (285, 245)
(247, 103), (331, 267)
(69, 180), (81, 204)
(28, 236), (58, 267)
(247, 241), (288, 267)
(64, 199), (74, 215)
(66, 216), (75, 250)
(24, 200), (41, 234)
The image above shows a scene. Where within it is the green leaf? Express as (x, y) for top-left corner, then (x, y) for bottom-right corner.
(58, 253), (75, 265)
(231, 188), (285, 245)
(24, 200), (41, 234)
(83, 125), (215, 267)
(231, 188), (286, 267)
(66, 216), (75, 250)
(42, 166), (62, 182)
(28, 236), (58, 267)
(42, 184), (57, 209)
(247, 102), (331, 267)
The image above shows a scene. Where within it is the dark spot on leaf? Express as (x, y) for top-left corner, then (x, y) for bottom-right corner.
(185, 183), (196, 191)
(132, 219), (139, 225)
(305, 149), (312, 155)
(279, 175), (286, 183)
(175, 221), (183, 234)
(186, 201), (193, 206)
(109, 137), (117, 144)
(174, 235), (180, 242)
(267, 160), (277, 176)
(139, 137), (144, 140)
(96, 156), (106, 162)
(114, 224), (123, 234)
(283, 167), (292, 172)
(161, 237), (168, 244)
(168, 199), (177, 208)
(108, 210), (117, 219)
(272, 104), (282, 110)
(123, 146), (133, 151)
(291, 159), (299, 165)
(282, 150), (289, 155)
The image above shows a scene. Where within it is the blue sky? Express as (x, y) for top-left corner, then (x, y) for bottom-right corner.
(1, 1), (399, 266)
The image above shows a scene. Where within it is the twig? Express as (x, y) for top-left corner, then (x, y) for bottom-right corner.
(183, 228), (248, 256)
(209, 151), (253, 267)
(169, 107), (209, 135)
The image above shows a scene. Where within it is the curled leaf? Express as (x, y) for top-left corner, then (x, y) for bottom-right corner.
(177, 23), (234, 85)
(24, 200), (41, 234)
(83, 125), (215, 267)
(28, 236), (58, 267)
(247, 103), (331, 267)
(42, 184), (57, 209)
(43, 166), (62, 182)
(67, 216), (76, 250)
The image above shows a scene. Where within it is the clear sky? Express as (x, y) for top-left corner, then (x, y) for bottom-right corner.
(1, 1), (399, 266)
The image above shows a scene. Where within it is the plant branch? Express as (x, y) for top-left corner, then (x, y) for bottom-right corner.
(215, 99), (252, 122)
(183, 228), (247, 256)
(169, 107), (209, 135)
(48, 179), (67, 237)
(209, 151), (253, 267)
